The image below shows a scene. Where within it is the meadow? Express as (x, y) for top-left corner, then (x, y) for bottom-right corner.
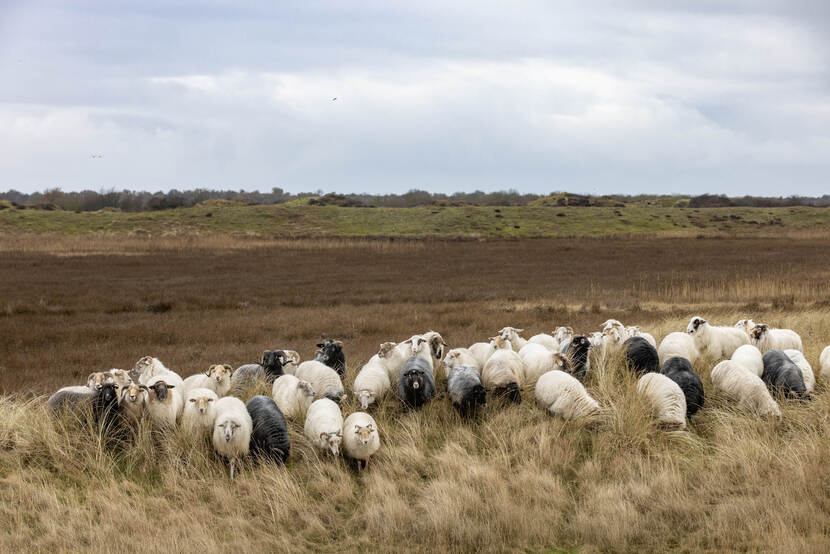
(2, 229), (830, 552)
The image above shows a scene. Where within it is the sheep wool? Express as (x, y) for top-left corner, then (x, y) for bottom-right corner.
(271, 374), (316, 419)
(821, 346), (830, 382)
(730, 344), (764, 377)
(534, 370), (599, 420)
(481, 349), (523, 403)
(295, 360), (345, 404)
(637, 373), (687, 430)
(397, 356), (437, 409)
(750, 324), (803, 353)
(527, 333), (560, 352)
(498, 327), (528, 352)
(119, 382), (148, 422)
(660, 356), (704, 419)
(783, 349), (815, 392)
(181, 387), (218, 435)
(304, 398), (344, 456)
(246, 395), (291, 464)
(145, 374), (184, 427)
(686, 316), (749, 360)
(710, 360), (781, 420)
(657, 332), (699, 366)
(761, 350), (808, 399)
(625, 336), (660, 375)
(518, 343), (569, 386)
(447, 365), (487, 417)
(469, 336), (512, 369)
(353, 358), (392, 410)
(442, 348), (482, 375)
(342, 411), (380, 470)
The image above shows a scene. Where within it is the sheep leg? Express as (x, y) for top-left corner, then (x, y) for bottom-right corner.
(229, 459), (235, 480)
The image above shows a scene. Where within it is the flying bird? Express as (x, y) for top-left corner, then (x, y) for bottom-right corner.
(331, 97), (337, 101)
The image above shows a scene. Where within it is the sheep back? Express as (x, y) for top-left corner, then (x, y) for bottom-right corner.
(246, 395), (291, 464)
(761, 350), (808, 399)
(397, 356), (436, 409)
(624, 336), (660, 375)
(447, 365), (487, 417)
(660, 356), (704, 419)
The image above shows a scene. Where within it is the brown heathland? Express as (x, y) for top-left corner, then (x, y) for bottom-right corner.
(2, 236), (830, 552)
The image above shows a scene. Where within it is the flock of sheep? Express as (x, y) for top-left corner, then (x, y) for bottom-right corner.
(46, 319), (830, 478)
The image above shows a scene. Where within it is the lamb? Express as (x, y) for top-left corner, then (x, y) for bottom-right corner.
(552, 326), (574, 346)
(657, 332), (699, 366)
(730, 344), (764, 377)
(246, 395), (290, 464)
(518, 343), (569, 386)
(528, 333), (560, 352)
(761, 350), (808, 399)
(498, 327), (528, 351)
(442, 347), (482, 374)
(734, 319), (756, 336)
(118, 382), (148, 422)
(750, 324), (803, 353)
(315, 339), (346, 379)
(447, 365), (487, 417)
(181, 387), (218, 435)
(231, 350), (287, 394)
(145, 374), (183, 427)
(353, 357), (392, 410)
(783, 349), (815, 392)
(183, 364), (233, 397)
(624, 336), (660, 376)
(131, 356), (173, 384)
(86, 371), (114, 391)
(468, 336), (512, 368)
(624, 326), (656, 348)
(710, 360), (781, 419)
(821, 346), (830, 381)
(563, 335), (591, 380)
(304, 398), (343, 456)
(534, 370), (599, 420)
(342, 411), (380, 470)
(212, 396), (253, 479)
(637, 373), (687, 430)
(397, 356), (437, 409)
(686, 316), (749, 360)
(295, 360), (345, 403)
(481, 349), (523, 403)
(660, 357), (704, 419)
(271, 374), (316, 419)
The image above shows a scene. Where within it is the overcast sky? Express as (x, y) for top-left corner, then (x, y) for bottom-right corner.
(1, 1), (829, 195)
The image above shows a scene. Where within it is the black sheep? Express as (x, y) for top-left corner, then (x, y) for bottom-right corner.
(231, 349), (287, 393)
(447, 365), (487, 417)
(397, 356), (436, 410)
(246, 395), (291, 464)
(660, 356), (705, 419)
(762, 350), (808, 399)
(565, 335), (592, 380)
(316, 339), (346, 379)
(624, 336), (660, 375)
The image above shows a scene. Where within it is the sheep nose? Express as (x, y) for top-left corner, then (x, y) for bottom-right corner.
(199, 408), (205, 414)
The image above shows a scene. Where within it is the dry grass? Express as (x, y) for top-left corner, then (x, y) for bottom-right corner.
(2, 237), (830, 552)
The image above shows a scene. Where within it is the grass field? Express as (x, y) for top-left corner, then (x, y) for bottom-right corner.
(2, 228), (830, 552)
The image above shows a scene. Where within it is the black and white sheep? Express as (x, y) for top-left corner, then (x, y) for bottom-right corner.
(660, 356), (704, 419)
(447, 365), (487, 417)
(48, 383), (121, 434)
(397, 356), (436, 409)
(145, 375), (183, 427)
(315, 339), (346, 379)
(246, 395), (291, 465)
(624, 336), (660, 376)
(761, 350), (808, 400)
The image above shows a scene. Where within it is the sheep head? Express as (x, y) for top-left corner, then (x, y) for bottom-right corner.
(87, 371), (114, 391)
(686, 316), (707, 335)
(356, 390), (374, 410)
(148, 380), (174, 402)
(406, 371), (425, 391)
(750, 324), (768, 341)
(378, 342), (397, 358)
(601, 319), (624, 332)
(189, 395), (215, 415)
(320, 431), (342, 456)
(552, 326), (574, 343)
(570, 335), (590, 350)
(498, 327), (523, 342)
(353, 424), (375, 446)
(207, 364), (233, 383)
(552, 351), (570, 372)
(489, 336), (512, 350)
(442, 349), (460, 370)
(422, 331), (447, 360)
(121, 383), (148, 404)
(217, 417), (242, 443)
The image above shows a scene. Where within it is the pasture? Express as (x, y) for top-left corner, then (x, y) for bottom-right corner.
(2, 234), (830, 552)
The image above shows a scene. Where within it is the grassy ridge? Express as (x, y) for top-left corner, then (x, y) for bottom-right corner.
(2, 199), (830, 238)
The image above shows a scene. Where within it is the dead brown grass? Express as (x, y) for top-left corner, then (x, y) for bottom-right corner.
(2, 237), (830, 552)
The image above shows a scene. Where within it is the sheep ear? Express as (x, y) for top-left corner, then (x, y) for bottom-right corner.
(354, 425), (360, 431)
(319, 432), (328, 441)
(516, 328), (524, 333)
(333, 340), (343, 347)
(366, 423), (374, 431)
(189, 398), (196, 402)
(403, 339), (412, 344)
(167, 384), (175, 388)
(139, 385), (149, 391)
(316, 343), (324, 348)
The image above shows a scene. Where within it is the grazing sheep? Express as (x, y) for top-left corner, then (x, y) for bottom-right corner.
(442, 347), (482, 374)
(686, 316), (749, 360)
(821, 346), (830, 381)
(304, 398), (343, 456)
(145, 375), (183, 427)
(181, 388), (218, 435)
(624, 336), (660, 376)
(397, 356), (437, 409)
(564, 335), (592, 380)
(420, 331), (447, 367)
(315, 339), (347, 378)
(750, 324), (803, 353)
(637, 373), (687, 430)
(734, 318), (756, 336)
(534, 370), (599, 420)
(246, 395), (291, 464)
(553, 326), (574, 346)
(783, 349), (815, 392)
(518, 343), (569, 386)
(710, 360), (781, 419)
(86, 371), (115, 391)
(271, 374), (316, 419)
(295, 360), (345, 404)
(48, 385), (94, 413)
(232, 350), (287, 393)
(528, 333), (560, 352)
(447, 365), (487, 417)
(481, 349), (523, 403)
(118, 382), (148, 422)
(761, 350), (808, 399)
(660, 357), (704, 419)
(624, 326), (656, 348)
(212, 396), (253, 480)
(183, 364), (233, 397)
(131, 356), (173, 385)
(469, 336), (512, 368)
(657, 332), (699, 366)
(730, 344), (764, 377)
(107, 369), (133, 388)
(353, 357), (392, 410)
(498, 327), (528, 351)
(342, 411), (380, 470)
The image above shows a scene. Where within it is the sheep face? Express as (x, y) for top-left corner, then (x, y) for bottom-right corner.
(98, 383), (119, 406)
(735, 319), (755, 334)
(108, 369), (132, 387)
(404, 336), (429, 357)
(378, 342), (397, 358)
(498, 327), (523, 342)
(571, 335), (591, 350)
(353, 424), (375, 446)
(686, 317), (707, 335)
(442, 350), (460, 370)
(422, 331), (446, 360)
(320, 431), (342, 456)
(553, 326), (574, 343)
(217, 418), (243, 443)
(148, 381), (174, 402)
(750, 324), (769, 341)
(601, 319), (624, 332)
(602, 327), (622, 347)
(207, 364), (233, 384)
(121, 383), (148, 405)
(552, 352), (570, 371)
(356, 390), (375, 410)
(489, 336), (512, 350)
(406, 372), (425, 391)
(189, 395), (215, 415)
(87, 371), (114, 391)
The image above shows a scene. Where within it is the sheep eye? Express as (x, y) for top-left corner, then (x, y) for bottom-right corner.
(189, 399), (196, 402)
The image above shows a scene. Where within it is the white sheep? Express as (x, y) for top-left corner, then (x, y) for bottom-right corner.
(342, 411), (380, 470)
(600, 327), (625, 354)
(404, 334), (435, 372)
(637, 373), (687, 430)
(304, 398), (343, 456)
(587, 332), (604, 348)
(272, 374), (316, 419)
(657, 332), (699, 366)
(686, 316), (749, 360)
(730, 344), (764, 377)
(498, 327), (528, 351)
(734, 319), (756, 336)
(518, 343), (569, 386)
(352, 357), (392, 410)
(481, 348), (524, 402)
(145, 374), (184, 427)
(212, 396), (252, 479)
(527, 333), (559, 352)
(182, 387), (218, 434)
(750, 324), (803, 353)
(132, 356), (174, 385)
(442, 347), (482, 374)
(710, 360), (781, 420)
(118, 382), (148, 421)
(107, 368), (133, 388)
(294, 360), (345, 403)
(783, 349), (815, 392)
(183, 364), (233, 397)
(534, 370), (599, 420)
(374, 341), (412, 383)
(624, 326), (656, 348)
(601, 319), (625, 333)
(553, 326), (574, 346)
(821, 346), (830, 381)
(469, 336), (512, 368)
